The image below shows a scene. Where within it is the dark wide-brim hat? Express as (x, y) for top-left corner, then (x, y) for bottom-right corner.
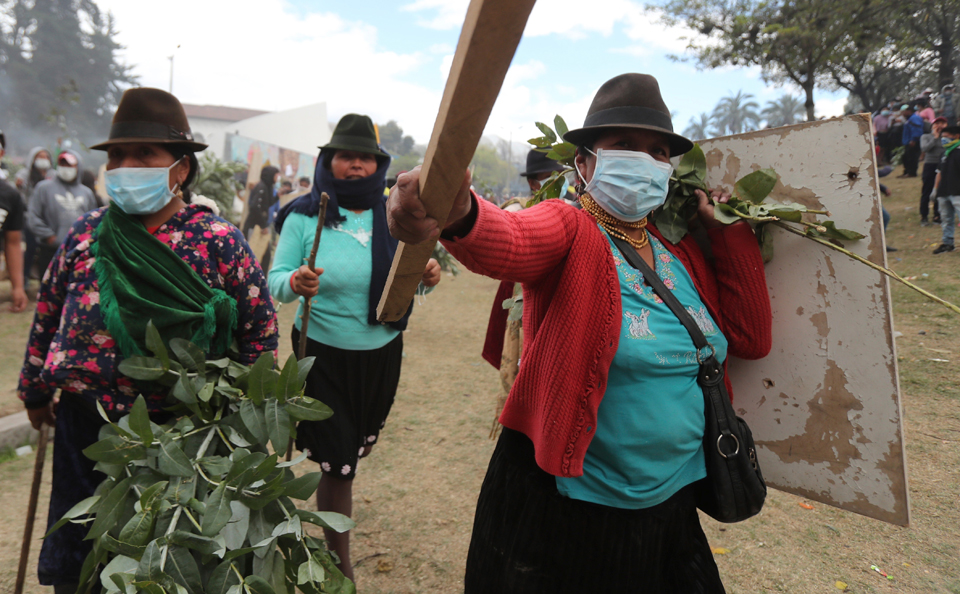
(320, 113), (390, 165)
(944, 125), (960, 135)
(520, 148), (565, 177)
(91, 87), (207, 152)
(563, 73), (693, 156)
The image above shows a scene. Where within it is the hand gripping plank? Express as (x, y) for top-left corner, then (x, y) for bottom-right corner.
(377, 0), (537, 321)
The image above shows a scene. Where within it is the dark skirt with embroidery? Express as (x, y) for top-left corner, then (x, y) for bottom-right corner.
(38, 393), (106, 586)
(291, 327), (402, 480)
(465, 428), (726, 594)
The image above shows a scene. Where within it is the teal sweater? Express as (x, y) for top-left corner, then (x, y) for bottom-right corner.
(268, 211), (399, 351)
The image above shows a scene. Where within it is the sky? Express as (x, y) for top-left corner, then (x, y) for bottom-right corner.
(96, 0), (848, 148)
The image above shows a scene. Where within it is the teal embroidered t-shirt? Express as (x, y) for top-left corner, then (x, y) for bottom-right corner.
(268, 211), (399, 351)
(556, 231), (728, 509)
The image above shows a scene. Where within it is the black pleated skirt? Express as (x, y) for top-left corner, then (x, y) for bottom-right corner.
(291, 327), (402, 480)
(465, 428), (726, 594)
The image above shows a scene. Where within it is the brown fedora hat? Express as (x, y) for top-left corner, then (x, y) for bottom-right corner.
(563, 73), (693, 156)
(91, 87), (207, 152)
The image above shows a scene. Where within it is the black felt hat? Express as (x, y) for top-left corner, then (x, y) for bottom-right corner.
(91, 87), (207, 152)
(520, 149), (564, 177)
(320, 114), (390, 164)
(563, 73), (693, 156)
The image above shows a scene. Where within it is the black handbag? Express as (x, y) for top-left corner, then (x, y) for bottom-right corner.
(611, 236), (766, 523)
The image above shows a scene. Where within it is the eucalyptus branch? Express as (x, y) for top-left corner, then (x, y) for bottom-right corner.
(794, 219), (827, 233)
(198, 426), (218, 459)
(216, 427), (236, 453)
(773, 221), (960, 315)
(182, 507), (203, 533)
(195, 464), (262, 497)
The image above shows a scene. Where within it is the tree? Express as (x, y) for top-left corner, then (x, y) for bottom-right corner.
(470, 145), (516, 199)
(657, 0), (886, 121)
(193, 154), (246, 224)
(683, 113), (716, 140)
(761, 95), (806, 127)
(0, 0), (135, 152)
(897, 0), (959, 90)
(377, 120), (416, 156)
(712, 91), (761, 134)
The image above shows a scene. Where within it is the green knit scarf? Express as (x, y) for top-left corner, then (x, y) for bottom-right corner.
(92, 204), (238, 359)
(944, 138), (960, 159)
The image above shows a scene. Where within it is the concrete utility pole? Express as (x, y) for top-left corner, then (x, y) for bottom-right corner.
(168, 55), (174, 93)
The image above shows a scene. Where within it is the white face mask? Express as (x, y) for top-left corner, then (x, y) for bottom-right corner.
(578, 148), (673, 222)
(57, 166), (78, 183)
(34, 158), (52, 171)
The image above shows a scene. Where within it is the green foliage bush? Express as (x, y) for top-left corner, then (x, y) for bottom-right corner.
(49, 322), (355, 594)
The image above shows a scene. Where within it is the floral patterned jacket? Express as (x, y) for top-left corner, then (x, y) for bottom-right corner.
(18, 204), (278, 413)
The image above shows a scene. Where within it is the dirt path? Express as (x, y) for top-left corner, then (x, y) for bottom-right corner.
(0, 172), (958, 592)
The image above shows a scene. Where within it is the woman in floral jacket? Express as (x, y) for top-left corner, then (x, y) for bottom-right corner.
(17, 88), (278, 593)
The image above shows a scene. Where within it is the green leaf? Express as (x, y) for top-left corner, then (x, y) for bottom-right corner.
(675, 144), (706, 185)
(222, 425), (252, 448)
(86, 476), (133, 540)
(276, 353), (301, 403)
(205, 560), (241, 594)
(264, 399), (291, 456)
(198, 456), (233, 478)
(197, 382), (215, 403)
(166, 531), (227, 557)
(553, 114), (569, 138)
(157, 433), (195, 477)
(733, 168), (778, 203)
(284, 396), (333, 422)
(202, 483), (234, 537)
(173, 374), (198, 404)
(282, 472), (322, 500)
(244, 574), (276, 594)
(135, 540), (164, 584)
(44, 495), (100, 537)
(165, 544), (203, 594)
(767, 208), (803, 222)
(293, 509), (355, 533)
(118, 356), (166, 381)
(118, 509), (156, 547)
(239, 400), (268, 444)
(226, 451), (264, 483)
(221, 501), (251, 550)
(527, 135), (553, 148)
(298, 555), (325, 585)
(145, 321), (170, 369)
(129, 395), (154, 447)
(130, 581), (167, 594)
(713, 202), (743, 225)
(295, 357), (315, 388)
(277, 450), (309, 469)
(165, 476), (198, 506)
(170, 338), (206, 373)
(246, 353), (277, 406)
(316, 548), (355, 594)
(534, 121), (557, 142)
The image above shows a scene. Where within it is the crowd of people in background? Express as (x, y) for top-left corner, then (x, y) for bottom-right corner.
(872, 83), (960, 253)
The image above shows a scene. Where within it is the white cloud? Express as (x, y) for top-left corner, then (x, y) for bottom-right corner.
(816, 97), (848, 118)
(401, 0), (469, 30)
(96, 0), (443, 141)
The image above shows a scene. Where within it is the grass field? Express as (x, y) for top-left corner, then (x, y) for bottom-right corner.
(0, 170), (957, 593)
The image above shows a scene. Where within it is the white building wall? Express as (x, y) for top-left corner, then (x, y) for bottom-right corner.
(186, 117), (235, 160)
(233, 103), (331, 156)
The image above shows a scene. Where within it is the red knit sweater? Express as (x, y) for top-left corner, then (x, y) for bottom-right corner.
(441, 197), (772, 478)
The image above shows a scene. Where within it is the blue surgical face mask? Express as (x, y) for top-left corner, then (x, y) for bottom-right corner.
(105, 158), (182, 215)
(943, 137), (955, 146)
(578, 148), (673, 222)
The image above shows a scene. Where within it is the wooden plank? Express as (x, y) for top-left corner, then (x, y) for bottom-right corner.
(377, 0), (537, 321)
(699, 115), (909, 526)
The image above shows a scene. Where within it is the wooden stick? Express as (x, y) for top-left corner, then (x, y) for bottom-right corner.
(288, 193), (329, 462)
(15, 425), (50, 594)
(298, 192), (329, 360)
(377, 0), (537, 321)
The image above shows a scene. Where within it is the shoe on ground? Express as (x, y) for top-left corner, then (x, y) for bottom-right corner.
(921, 218), (930, 226)
(886, 246), (898, 252)
(932, 243), (955, 254)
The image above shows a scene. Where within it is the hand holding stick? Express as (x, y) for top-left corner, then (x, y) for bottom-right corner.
(15, 424), (50, 594)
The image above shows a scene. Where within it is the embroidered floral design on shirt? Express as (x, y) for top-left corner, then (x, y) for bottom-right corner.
(333, 224), (371, 247)
(624, 309), (656, 340)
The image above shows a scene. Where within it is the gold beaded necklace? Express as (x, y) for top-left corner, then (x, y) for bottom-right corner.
(580, 193), (650, 249)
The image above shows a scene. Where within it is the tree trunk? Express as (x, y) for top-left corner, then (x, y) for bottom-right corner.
(937, 38), (955, 90)
(804, 80), (816, 121)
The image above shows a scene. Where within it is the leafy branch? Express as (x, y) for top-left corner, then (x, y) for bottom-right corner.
(48, 322), (356, 594)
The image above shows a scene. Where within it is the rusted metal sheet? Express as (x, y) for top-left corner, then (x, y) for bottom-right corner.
(699, 115), (910, 526)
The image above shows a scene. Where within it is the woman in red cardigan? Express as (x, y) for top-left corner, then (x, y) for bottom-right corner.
(388, 73), (772, 593)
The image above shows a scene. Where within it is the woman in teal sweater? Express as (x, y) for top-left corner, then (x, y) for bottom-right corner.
(268, 114), (440, 580)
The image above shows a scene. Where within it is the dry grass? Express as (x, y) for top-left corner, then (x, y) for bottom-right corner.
(0, 171), (958, 593)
